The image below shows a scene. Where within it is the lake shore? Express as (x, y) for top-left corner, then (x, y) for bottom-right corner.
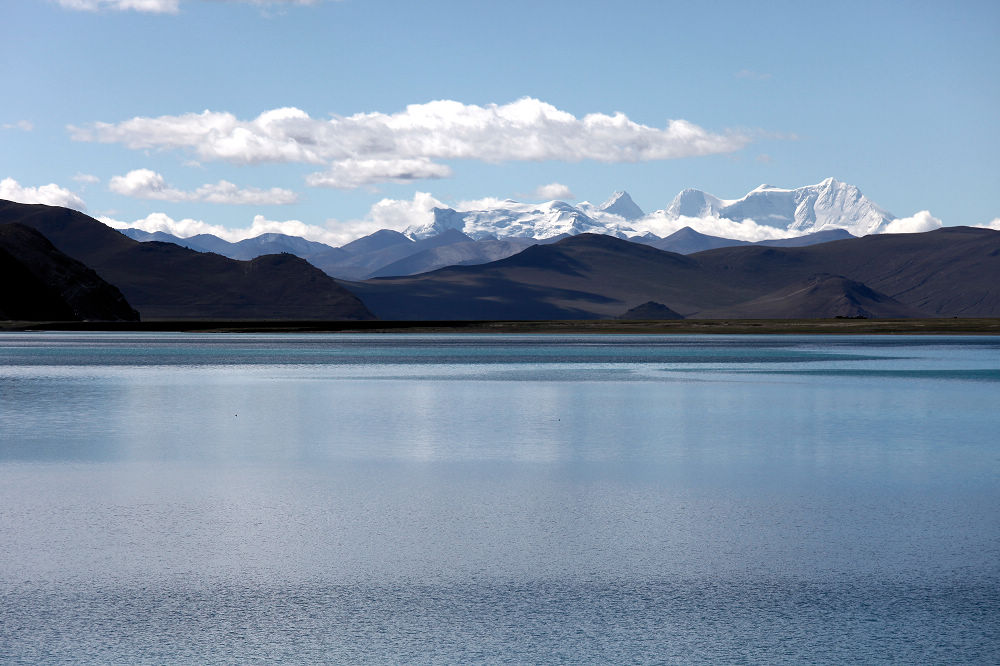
(3, 317), (1000, 334)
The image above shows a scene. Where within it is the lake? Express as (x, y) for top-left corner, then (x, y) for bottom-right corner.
(1, 333), (998, 663)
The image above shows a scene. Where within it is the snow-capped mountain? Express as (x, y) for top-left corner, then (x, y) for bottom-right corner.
(598, 191), (645, 220)
(404, 179), (893, 241)
(662, 178), (895, 235)
(665, 189), (725, 218)
(406, 199), (637, 240)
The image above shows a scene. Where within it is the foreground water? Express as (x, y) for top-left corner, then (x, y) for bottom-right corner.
(0, 333), (998, 663)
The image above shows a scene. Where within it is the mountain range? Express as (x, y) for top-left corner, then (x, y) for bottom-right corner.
(117, 179), (882, 281)
(347, 228), (1000, 320)
(2, 177), (997, 322)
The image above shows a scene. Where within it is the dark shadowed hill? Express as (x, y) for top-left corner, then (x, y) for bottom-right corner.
(349, 228), (1000, 320)
(0, 200), (375, 320)
(690, 226), (1000, 316)
(644, 227), (750, 254)
(643, 227), (855, 255)
(368, 237), (537, 277)
(0, 223), (139, 321)
(348, 233), (755, 319)
(312, 228), (476, 280)
(617, 301), (685, 320)
(757, 228), (855, 247)
(696, 273), (927, 319)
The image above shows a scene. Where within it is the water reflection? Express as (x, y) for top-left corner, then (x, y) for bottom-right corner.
(1, 334), (998, 662)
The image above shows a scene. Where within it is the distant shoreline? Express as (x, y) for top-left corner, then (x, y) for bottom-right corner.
(3, 318), (1000, 335)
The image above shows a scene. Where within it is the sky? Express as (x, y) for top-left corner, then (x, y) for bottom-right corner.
(1, 0), (998, 245)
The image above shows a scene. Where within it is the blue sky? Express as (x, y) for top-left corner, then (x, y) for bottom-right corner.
(2, 0), (998, 243)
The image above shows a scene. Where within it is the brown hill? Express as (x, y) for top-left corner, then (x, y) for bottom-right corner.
(617, 301), (685, 320)
(696, 273), (926, 319)
(348, 233), (751, 319)
(0, 223), (138, 321)
(0, 200), (374, 320)
(690, 226), (1000, 316)
(349, 228), (1000, 320)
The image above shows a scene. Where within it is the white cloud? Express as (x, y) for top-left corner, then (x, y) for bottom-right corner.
(109, 168), (298, 204)
(57, 0), (331, 13)
(100, 212), (221, 238)
(363, 192), (443, 232)
(100, 211), (343, 245)
(98, 192), (444, 247)
(2, 120), (33, 131)
(72, 172), (100, 184)
(318, 192), (445, 245)
(882, 210), (943, 234)
(317, 192), (447, 245)
(975, 218), (1000, 231)
(451, 196), (512, 211)
(531, 183), (575, 200)
(305, 158), (452, 189)
(56, 0), (180, 12)
(223, 0), (328, 5)
(630, 212), (793, 243)
(71, 98), (750, 187)
(0, 177), (87, 211)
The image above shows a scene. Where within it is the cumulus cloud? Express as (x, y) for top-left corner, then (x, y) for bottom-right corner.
(57, 0), (180, 12)
(317, 192), (446, 245)
(882, 210), (943, 234)
(362, 192), (443, 232)
(530, 182), (575, 200)
(2, 120), (33, 131)
(71, 98), (750, 188)
(306, 158), (452, 189)
(109, 168), (298, 204)
(0, 177), (87, 211)
(975, 218), (1000, 231)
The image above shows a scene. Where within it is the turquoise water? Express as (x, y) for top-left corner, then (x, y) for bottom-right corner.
(1, 333), (998, 663)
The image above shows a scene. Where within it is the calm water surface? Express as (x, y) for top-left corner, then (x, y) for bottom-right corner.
(1, 333), (998, 663)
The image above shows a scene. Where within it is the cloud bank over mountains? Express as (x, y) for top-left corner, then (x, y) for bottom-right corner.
(883, 211), (943, 234)
(1, 175), (989, 248)
(98, 192), (445, 246)
(100, 211), (343, 245)
(70, 99), (749, 189)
